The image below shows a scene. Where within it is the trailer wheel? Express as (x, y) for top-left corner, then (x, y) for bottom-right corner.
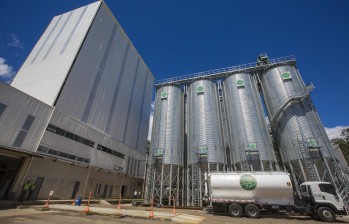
(228, 204), (242, 217)
(317, 207), (336, 222)
(245, 204), (260, 219)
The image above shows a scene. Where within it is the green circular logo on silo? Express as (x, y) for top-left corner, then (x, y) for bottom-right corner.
(236, 79), (244, 86)
(197, 86), (204, 93)
(240, 175), (257, 190)
(281, 72), (291, 79)
(161, 91), (168, 98)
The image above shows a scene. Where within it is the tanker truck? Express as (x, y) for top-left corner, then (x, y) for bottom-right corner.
(203, 171), (347, 222)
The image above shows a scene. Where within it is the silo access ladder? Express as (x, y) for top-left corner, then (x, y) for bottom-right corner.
(297, 138), (318, 181)
(240, 147), (250, 171)
(145, 163), (155, 203)
(192, 162), (200, 206)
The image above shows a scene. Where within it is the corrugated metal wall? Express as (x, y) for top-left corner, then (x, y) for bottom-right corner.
(187, 80), (224, 165)
(260, 65), (334, 162)
(55, 3), (154, 152)
(151, 85), (184, 165)
(223, 73), (275, 168)
(0, 82), (54, 152)
(11, 2), (101, 105)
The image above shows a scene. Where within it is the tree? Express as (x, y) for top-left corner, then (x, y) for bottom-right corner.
(331, 128), (349, 165)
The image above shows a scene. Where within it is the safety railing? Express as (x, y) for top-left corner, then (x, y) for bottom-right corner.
(155, 55), (296, 86)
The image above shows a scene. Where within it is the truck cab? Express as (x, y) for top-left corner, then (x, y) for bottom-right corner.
(300, 181), (347, 222)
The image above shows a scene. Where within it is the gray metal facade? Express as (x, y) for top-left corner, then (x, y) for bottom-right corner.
(55, 3), (154, 153)
(0, 82), (54, 153)
(151, 86), (184, 165)
(11, 2), (101, 105)
(223, 73), (276, 170)
(11, 1), (153, 154)
(187, 80), (224, 165)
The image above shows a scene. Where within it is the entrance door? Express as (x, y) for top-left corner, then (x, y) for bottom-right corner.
(103, 184), (108, 198)
(71, 181), (80, 199)
(121, 185), (127, 198)
(108, 185), (113, 198)
(30, 177), (44, 200)
(0, 155), (22, 200)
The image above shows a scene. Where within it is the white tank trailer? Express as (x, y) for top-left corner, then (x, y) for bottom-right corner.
(205, 172), (347, 222)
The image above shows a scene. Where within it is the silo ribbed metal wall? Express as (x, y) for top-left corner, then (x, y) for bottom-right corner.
(260, 66), (305, 119)
(187, 80), (223, 165)
(151, 85), (184, 165)
(260, 65), (333, 162)
(223, 73), (275, 164)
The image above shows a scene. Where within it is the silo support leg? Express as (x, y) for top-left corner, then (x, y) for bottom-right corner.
(289, 162), (301, 197)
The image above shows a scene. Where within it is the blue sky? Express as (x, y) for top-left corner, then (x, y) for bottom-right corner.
(0, 0), (349, 137)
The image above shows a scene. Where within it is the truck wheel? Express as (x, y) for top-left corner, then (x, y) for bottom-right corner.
(317, 207), (336, 222)
(245, 204), (260, 218)
(228, 204), (242, 217)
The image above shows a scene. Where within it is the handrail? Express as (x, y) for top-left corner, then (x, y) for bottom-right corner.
(155, 55), (296, 86)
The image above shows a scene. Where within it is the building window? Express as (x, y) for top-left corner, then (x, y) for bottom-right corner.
(13, 130), (28, 148)
(13, 114), (35, 148)
(37, 145), (90, 164)
(46, 124), (95, 147)
(22, 115), (35, 131)
(0, 102), (7, 117)
(97, 144), (125, 159)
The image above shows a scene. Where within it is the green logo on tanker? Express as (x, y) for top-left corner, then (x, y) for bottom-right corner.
(240, 175), (257, 190)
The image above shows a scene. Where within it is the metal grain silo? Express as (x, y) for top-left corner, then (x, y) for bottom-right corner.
(145, 85), (184, 205)
(223, 73), (277, 171)
(186, 79), (224, 206)
(259, 65), (339, 192)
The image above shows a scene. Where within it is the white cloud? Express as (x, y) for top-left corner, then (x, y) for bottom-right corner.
(0, 57), (15, 81)
(8, 34), (24, 49)
(147, 101), (155, 140)
(324, 126), (349, 140)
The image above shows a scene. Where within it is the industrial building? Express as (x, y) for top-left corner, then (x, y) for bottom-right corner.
(146, 54), (349, 206)
(0, 1), (153, 200)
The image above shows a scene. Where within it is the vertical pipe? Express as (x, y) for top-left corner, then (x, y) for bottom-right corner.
(169, 164), (173, 206)
(160, 163), (164, 205)
(298, 160), (308, 182)
(289, 162), (301, 197)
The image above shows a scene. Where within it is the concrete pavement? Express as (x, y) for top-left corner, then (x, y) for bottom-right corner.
(30, 204), (206, 224)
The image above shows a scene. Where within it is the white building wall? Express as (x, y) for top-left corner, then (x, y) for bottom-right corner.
(11, 2), (101, 105)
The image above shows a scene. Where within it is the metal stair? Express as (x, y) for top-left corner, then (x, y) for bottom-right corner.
(145, 157), (155, 203)
(240, 146), (250, 171)
(192, 161), (200, 206)
(270, 83), (314, 132)
(297, 138), (317, 181)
